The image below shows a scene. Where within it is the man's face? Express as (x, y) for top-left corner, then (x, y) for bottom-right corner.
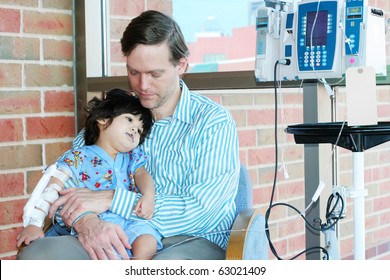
(125, 43), (187, 119)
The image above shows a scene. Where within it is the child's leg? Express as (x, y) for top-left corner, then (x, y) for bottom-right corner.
(131, 234), (157, 260)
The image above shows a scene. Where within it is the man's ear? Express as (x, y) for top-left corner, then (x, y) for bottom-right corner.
(177, 57), (188, 75)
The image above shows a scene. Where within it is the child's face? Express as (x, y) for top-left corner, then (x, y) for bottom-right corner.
(97, 113), (144, 156)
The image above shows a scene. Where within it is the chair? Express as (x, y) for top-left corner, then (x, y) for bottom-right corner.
(225, 164), (269, 260)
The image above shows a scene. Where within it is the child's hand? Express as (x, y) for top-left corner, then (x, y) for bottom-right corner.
(133, 194), (155, 220)
(16, 225), (45, 247)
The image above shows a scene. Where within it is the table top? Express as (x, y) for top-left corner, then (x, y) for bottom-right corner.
(285, 122), (390, 152)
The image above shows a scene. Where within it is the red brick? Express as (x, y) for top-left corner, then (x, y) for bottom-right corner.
(373, 225), (390, 244)
(378, 103), (390, 118)
(0, 173), (24, 197)
(239, 150), (247, 165)
(373, 196), (390, 212)
(253, 186), (274, 205)
(0, 199), (26, 226)
(258, 166), (276, 185)
(222, 94), (253, 106)
(0, 91), (41, 115)
(25, 64), (73, 87)
(238, 129), (256, 147)
(287, 234), (306, 254)
(248, 109), (275, 126)
(340, 236), (354, 258)
(44, 90), (74, 113)
(24, 11), (72, 36)
(379, 181), (390, 195)
(230, 110), (246, 127)
(45, 141), (72, 163)
(254, 93), (275, 105)
(0, 118), (23, 142)
(110, 18), (131, 40)
(282, 107), (304, 123)
(0, 227), (22, 254)
(111, 65), (127, 76)
(0, 0), (38, 6)
(26, 116), (75, 140)
(0, 64), (22, 87)
(110, 0), (145, 17)
(27, 170), (43, 194)
(365, 243), (377, 259)
(43, 39), (73, 61)
(147, 0), (172, 14)
(0, 8), (20, 33)
(0, 36), (40, 60)
(376, 0), (390, 10)
(278, 181), (305, 201)
(42, 0), (72, 10)
(0, 145), (42, 170)
(370, 165), (388, 182)
(279, 217), (305, 238)
(248, 146), (275, 165)
(282, 92), (303, 105)
(111, 41), (124, 63)
(270, 239), (287, 259)
(377, 241), (390, 255)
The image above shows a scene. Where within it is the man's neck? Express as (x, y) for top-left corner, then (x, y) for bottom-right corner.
(152, 87), (182, 121)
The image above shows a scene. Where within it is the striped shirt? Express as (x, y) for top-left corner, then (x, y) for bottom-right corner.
(72, 80), (240, 249)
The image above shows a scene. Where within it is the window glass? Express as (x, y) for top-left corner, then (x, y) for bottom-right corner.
(97, 0), (265, 77)
(173, 0), (264, 73)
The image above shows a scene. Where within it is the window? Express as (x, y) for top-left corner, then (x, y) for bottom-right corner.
(84, 0), (266, 77)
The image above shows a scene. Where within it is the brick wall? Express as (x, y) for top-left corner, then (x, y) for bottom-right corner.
(0, 0), (389, 261)
(0, 0), (74, 259)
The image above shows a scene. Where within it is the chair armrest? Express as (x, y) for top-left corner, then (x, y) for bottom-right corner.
(225, 208), (268, 260)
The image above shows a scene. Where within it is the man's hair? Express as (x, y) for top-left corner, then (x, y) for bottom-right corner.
(84, 88), (154, 146)
(121, 10), (189, 66)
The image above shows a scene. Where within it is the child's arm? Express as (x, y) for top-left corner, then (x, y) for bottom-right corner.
(133, 166), (155, 220)
(17, 165), (69, 247)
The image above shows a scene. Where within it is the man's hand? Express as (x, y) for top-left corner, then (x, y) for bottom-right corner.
(74, 214), (131, 260)
(48, 188), (114, 227)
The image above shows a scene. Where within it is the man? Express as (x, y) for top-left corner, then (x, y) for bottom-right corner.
(18, 10), (240, 260)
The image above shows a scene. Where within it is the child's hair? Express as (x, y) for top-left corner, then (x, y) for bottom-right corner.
(84, 88), (154, 146)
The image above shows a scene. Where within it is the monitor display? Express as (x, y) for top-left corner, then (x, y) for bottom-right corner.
(306, 10), (328, 47)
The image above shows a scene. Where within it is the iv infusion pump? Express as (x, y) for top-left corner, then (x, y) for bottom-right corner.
(255, 0), (387, 82)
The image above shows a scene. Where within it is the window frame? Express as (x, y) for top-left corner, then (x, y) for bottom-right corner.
(74, 1), (390, 131)
(73, 0), (304, 131)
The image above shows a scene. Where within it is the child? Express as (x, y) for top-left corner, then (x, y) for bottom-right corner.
(17, 88), (162, 260)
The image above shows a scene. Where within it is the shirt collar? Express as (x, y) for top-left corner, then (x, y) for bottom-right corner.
(172, 79), (193, 125)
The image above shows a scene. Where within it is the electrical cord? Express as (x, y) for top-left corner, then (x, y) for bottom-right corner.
(265, 60), (330, 260)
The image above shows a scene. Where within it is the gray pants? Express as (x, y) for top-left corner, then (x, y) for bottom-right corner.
(17, 235), (225, 260)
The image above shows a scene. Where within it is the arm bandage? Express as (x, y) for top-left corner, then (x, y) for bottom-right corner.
(23, 164), (70, 228)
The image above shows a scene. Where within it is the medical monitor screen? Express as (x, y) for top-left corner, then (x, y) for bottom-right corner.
(306, 11), (328, 47)
(256, 17), (268, 28)
(347, 6), (362, 19)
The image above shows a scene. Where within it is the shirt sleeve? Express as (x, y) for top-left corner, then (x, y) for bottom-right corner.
(72, 128), (86, 149)
(57, 148), (83, 189)
(127, 147), (148, 173)
(110, 116), (240, 238)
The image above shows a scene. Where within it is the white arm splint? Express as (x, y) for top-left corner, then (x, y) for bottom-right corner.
(23, 164), (70, 228)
